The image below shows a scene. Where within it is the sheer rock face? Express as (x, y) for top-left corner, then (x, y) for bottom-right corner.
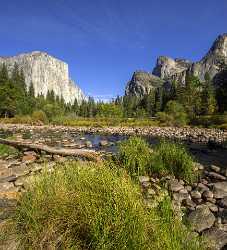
(0, 51), (86, 104)
(125, 71), (164, 97)
(152, 34), (227, 84)
(126, 34), (227, 95)
(191, 34), (227, 82)
(152, 56), (192, 82)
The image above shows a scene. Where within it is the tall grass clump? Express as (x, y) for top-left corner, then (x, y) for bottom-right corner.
(153, 196), (203, 250)
(118, 136), (151, 177)
(151, 141), (195, 183)
(13, 161), (203, 250)
(14, 162), (153, 249)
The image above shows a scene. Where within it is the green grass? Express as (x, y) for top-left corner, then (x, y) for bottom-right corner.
(1, 113), (227, 129)
(0, 116), (160, 127)
(117, 136), (152, 177)
(150, 141), (196, 183)
(117, 137), (196, 182)
(11, 161), (202, 250)
(52, 116), (160, 127)
(0, 144), (18, 157)
(153, 196), (202, 249)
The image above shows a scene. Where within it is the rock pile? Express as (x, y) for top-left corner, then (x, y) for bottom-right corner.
(0, 124), (226, 144)
(137, 162), (227, 249)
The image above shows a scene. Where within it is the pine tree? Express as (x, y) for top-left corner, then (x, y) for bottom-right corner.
(72, 98), (79, 115)
(0, 64), (9, 85)
(29, 82), (35, 97)
(155, 87), (163, 113)
(201, 73), (217, 115)
(177, 74), (202, 118)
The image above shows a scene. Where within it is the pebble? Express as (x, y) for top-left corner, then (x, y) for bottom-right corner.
(139, 176), (150, 183)
(99, 140), (109, 146)
(168, 179), (184, 192)
(190, 190), (202, 200)
(210, 165), (221, 173)
(207, 172), (226, 181)
(182, 198), (196, 210)
(205, 202), (219, 213)
(196, 183), (209, 193)
(202, 190), (214, 199)
(218, 196), (227, 208)
(186, 185), (192, 192)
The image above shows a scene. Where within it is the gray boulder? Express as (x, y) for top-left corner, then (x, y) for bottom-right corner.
(203, 228), (227, 250)
(187, 205), (216, 232)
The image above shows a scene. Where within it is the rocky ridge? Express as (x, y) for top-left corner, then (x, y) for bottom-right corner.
(0, 51), (86, 104)
(126, 34), (227, 96)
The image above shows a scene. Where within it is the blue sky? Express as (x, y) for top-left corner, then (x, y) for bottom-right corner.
(0, 0), (227, 100)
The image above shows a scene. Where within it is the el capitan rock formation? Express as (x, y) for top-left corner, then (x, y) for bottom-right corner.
(0, 51), (86, 104)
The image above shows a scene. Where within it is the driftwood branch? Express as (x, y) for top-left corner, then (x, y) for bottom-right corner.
(0, 138), (101, 162)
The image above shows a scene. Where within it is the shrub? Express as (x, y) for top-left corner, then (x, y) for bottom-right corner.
(32, 110), (48, 124)
(118, 136), (152, 177)
(13, 161), (202, 250)
(156, 112), (172, 125)
(157, 101), (188, 127)
(150, 141), (195, 183)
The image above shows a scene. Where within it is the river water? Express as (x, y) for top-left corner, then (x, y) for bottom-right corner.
(1, 129), (227, 169)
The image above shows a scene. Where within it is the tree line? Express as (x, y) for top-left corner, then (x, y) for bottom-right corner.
(0, 63), (227, 123)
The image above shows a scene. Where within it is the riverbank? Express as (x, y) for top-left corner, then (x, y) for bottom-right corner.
(0, 123), (227, 144)
(1, 136), (227, 249)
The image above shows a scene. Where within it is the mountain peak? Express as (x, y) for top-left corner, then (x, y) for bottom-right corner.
(204, 34), (227, 60)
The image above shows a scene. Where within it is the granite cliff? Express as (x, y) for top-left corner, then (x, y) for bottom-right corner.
(0, 51), (86, 104)
(126, 34), (227, 96)
(125, 71), (164, 97)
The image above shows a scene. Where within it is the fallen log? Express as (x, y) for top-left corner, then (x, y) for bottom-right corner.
(0, 138), (101, 162)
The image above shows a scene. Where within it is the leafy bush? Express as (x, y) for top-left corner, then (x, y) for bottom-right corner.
(150, 141), (195, 183)
(32, 110), (48, 124)
(118, 136), (152, 177)
(13, 161), (202, 250)
(157, 101), (188, 127)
